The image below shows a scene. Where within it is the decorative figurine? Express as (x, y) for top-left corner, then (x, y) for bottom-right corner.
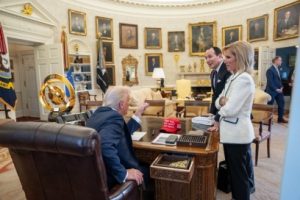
(180, 65), (185, 73)
(200, 59), (205, 72)
(188, 64), (192, 72)
(22, 3), (33, 16)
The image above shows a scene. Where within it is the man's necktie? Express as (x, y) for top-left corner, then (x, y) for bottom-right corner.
(212, 70), (217, 88)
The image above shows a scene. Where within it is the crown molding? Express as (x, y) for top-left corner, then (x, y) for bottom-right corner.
(107, 0), (226, 8)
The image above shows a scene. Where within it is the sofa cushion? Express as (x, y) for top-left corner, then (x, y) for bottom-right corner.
(130, 88), (153, 106)
(254, 88), (271, 104)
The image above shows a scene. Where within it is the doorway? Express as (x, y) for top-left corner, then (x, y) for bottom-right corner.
(8, 38), (41, 120)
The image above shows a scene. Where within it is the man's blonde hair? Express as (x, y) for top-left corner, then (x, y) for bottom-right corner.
(103, 86), (131, 110)
(223, 41), (254, 74)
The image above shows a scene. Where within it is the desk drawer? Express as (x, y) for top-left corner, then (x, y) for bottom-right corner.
(150, 154), (195, 183)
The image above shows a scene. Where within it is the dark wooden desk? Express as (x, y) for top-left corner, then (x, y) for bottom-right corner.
(133, 126), (219, 200)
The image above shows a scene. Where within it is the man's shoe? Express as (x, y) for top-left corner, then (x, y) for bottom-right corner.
(278, 118), (288, 123)
(250, 187), (256, 194)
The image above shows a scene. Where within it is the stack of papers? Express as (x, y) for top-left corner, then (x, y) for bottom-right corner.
(192, 116), (214, 125)
(131, 131), (146, 141)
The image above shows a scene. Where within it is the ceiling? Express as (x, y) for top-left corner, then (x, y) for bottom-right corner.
(106, 0), (226, 7)
(68, 0), (269, 18)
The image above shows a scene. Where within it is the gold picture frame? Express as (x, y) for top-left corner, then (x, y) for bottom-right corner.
(119, 23), (138, 49)
(95, 16), (113, 40)
(247, 14), (268, 42)
(102, 41), (114, 64)
(106, 65), (116, 86)
(122, 54), (139, 86)
(168, 31), (185, 52)
(189, 21), (217, 56)
(68, 9), (87, 36)
(222, 25), (242, 47)
(145, 53), (163, 76)
(144, 27), (162, 49)
(274, 1), (300, 41)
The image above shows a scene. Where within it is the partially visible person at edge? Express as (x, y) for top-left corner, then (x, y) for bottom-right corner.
(265, 56), (288, 123)
(208, 41), (256, 200)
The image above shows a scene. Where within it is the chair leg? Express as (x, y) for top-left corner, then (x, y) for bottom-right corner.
(255, 143), (259, 166)
(267, 138), (271, 158)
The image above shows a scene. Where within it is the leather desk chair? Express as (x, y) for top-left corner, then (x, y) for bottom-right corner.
(0, 121), (139, 200)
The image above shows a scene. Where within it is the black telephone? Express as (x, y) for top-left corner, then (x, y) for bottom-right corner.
(165, 135), (178, 144)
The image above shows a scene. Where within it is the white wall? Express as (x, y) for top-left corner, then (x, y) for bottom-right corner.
(31, 0), (298, 89)
(0, 0), (298, 118)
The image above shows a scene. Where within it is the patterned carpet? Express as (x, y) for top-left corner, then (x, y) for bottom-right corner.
(0, 122), (288, 200)
(0, 148), (13, 174)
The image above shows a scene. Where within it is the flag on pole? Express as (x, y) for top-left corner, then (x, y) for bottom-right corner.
(0, 22), (17, 110)
(61, 26), (69, 71)
(96, 33), (109, 93)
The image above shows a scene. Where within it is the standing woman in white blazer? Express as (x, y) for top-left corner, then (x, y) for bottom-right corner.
(209, 41), (255, 200)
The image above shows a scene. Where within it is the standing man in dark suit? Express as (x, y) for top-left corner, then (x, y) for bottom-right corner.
(205, 47), (231, 115)
(86, 86), (149, 188)
(265, 56), (288, 123)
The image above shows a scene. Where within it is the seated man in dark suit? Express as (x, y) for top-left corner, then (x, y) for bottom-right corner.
(86, 86), (149, 188)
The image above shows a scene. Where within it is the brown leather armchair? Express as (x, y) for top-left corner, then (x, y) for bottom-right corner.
(0, 121), (140, 200)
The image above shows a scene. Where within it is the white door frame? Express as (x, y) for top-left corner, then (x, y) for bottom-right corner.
(0, 0), (59, 119)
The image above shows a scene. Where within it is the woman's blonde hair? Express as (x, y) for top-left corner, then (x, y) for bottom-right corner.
(223, 41), (254, 74)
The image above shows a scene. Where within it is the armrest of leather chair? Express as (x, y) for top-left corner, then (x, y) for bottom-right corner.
(109, 181), (139, 200)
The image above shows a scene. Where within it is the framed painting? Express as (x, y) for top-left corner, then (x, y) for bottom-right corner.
(119, 23), (138, 49)
(168, 31), (185, 52)
(274, 1), (300, 41)
(145, 53), (163, 76)
(106, 65), (116, 86)
(144, 27), (162, 49)
(247, 14), (268, 42)
(68, 9), (87, 36)
(102, 41), (114, 64)
(189, 21), (217, 56)
(95, 16), (113, 39)
(222, 25), (242, 47)
(122, 54), (139, 86)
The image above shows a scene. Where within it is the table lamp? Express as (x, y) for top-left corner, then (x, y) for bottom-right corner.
(152, 68), (165, 89)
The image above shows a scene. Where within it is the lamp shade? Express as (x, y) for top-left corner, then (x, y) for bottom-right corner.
(152, 68), (165, 79)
